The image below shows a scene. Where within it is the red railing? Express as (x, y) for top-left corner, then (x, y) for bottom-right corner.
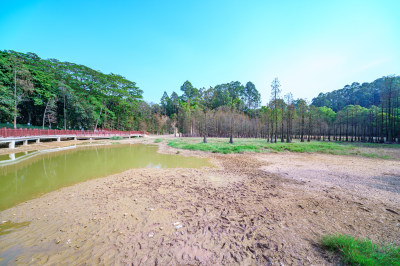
(0, 128), (148, 138)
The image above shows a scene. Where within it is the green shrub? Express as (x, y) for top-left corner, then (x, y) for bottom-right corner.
(110, 136), (123, 140)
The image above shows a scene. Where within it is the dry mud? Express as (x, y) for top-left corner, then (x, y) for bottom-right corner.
(0, 139), (399, 265)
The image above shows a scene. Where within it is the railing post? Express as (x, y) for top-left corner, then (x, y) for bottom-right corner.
(9, 141), (15, 149)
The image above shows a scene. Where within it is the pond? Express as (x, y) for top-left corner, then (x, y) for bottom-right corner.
(0, 144), (212, 210)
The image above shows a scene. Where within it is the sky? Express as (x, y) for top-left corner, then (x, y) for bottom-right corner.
(0, 0), (399, 104)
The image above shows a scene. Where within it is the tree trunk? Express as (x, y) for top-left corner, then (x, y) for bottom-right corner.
(301, 113), (304, 142)
(42, 101), (49, 129)
(48, 113), (51, 129)
(203, 111), (207, 143)
(94, 106), (103, 131)
(281, 114), (284, 142)
(63, 91), (67, 130)
(346, 110), (349, 141)
(229, 109), (234, 144)
(13, 64), (17, 129)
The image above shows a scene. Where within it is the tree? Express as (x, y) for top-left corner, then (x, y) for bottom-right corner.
(160, 91), (170, 115)
(285, 93), (294, 143)
(180, 81), (199, 105)
(318, 106), (336, 141)
(0, 52), (14, 122)
(382, 75), (396, 143)
(199, 87), (213, 143)
(297, 99), (308, 142)
(270, 78), (281, 143)
(243, 81), (261, 110)
(8, 53), (34, 128)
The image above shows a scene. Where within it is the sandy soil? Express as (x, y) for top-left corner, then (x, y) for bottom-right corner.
(0, 138), (399, 265)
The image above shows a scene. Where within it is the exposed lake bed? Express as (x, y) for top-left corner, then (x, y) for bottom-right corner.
(0, 137), (399, 265)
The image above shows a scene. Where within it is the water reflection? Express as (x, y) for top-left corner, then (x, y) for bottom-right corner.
(0, 144), (211, 210)
(0, 150), (43, 164)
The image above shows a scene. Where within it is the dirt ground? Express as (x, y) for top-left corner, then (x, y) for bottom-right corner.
(0, 137), (399, 265)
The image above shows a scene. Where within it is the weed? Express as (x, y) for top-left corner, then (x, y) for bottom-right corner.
(322, 234), (400, 265)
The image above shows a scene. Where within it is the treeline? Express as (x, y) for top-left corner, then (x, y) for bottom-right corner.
(0, 50), (152, 131)
(1, 51), (399, 143)
(154, 76), (400, 144)
(312, 77), (400, 112)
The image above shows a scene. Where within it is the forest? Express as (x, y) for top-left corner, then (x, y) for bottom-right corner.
(1, 50), (399, 143)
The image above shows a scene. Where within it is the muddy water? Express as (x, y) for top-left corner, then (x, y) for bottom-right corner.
(0, 144), (212, 210)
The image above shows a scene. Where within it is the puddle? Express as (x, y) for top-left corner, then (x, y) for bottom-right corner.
(0, 221), (30, 236)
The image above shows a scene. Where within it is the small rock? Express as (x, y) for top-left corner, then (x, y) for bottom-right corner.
(1, 221), (7, 224)
(148, 232), (154, 238)
(175, 224), (183, 229)
(159, 227), (163, 230)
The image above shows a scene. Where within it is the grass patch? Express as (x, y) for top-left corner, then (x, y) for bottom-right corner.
(339, 141), (400, 149)
(358, 153), (390, 159)
(167, 138), (399, 159)
(168, 138), (351, 155)
(110, 136), (123, 140)
(322, 234), (400, 265)
(154, 138), (163, 143)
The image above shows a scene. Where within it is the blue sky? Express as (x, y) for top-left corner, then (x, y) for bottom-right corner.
(1, 0), (399, 104)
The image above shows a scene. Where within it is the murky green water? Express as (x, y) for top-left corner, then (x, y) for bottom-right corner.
(0, 144), (211, 210)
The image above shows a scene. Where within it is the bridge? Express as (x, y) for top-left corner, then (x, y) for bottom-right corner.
(0, 128), (148, 149)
